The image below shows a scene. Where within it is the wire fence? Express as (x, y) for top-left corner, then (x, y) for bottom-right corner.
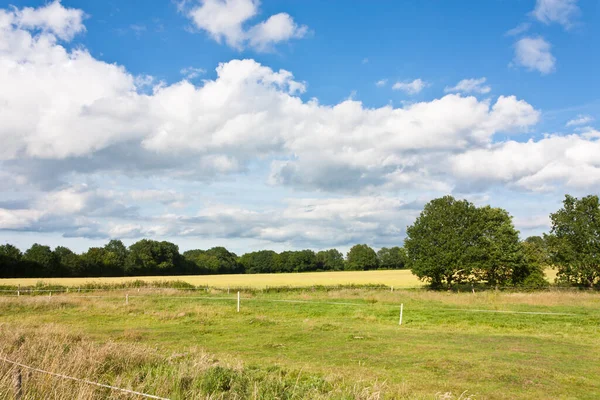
(0, 289), (583, 317)
(0, 356), (170, 400)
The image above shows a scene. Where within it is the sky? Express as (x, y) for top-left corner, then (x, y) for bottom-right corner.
(0, 0), (599, 255)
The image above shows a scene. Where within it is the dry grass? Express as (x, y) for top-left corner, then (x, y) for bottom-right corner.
(0, 268), (559, 290)
(0, 270), (423, 289)
(0, 324), (408, 399)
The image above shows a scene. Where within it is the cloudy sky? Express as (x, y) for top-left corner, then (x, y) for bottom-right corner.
(1, 0), (599, 254)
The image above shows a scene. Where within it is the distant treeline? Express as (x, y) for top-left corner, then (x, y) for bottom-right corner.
(1, 194), (598, 289)
(0, 241), (406, 278)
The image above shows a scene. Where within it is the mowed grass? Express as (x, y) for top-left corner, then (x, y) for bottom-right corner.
(0, 269), (423, 289)
(1, 288), (599, 399)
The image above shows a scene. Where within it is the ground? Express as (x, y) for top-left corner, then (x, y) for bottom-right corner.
(0, 284), (598, 399)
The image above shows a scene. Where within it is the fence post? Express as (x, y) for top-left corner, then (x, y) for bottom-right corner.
(13, 368), (22, 400)
(237, 291), (240, 313)
(391, 286), (394, 292)
(399, 303), (404, 325)
(126, 294), (129, 305)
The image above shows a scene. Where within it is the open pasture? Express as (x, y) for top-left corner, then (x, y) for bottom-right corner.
(1, 287), (599, 399)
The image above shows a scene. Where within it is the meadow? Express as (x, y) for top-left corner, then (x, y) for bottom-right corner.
(1, 285), (599, 399)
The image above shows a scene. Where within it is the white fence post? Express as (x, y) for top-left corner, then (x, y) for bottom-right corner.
(399, 303), (404, 325)
(237, 291), (240, 313)
(125, 294), (129, 305)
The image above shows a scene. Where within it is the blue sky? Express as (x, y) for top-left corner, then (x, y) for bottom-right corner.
(0, 0), (599, 254)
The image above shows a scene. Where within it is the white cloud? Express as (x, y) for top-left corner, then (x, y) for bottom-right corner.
(247, 13), (308, 51)
(11, 0), (86, 41)
(566, 114), (594, 127)
(375, 79), (387, 87)
(185, 0), (307, 51)
(444, 78), (491, 94)
(532, 0), (580, 29)
(505, 23), (531, 37)
(12, 1), (600, 247)
(180, 66), (206, 80)
(392, 79), (428, 95)
(513, 37), (556, 74)
(451, 134), (600, 191)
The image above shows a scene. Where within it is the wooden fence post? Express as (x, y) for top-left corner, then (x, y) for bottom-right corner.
(13, 368), (22, 400)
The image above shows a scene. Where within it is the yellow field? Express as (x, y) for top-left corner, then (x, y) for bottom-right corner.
(0, 269), (423, 288)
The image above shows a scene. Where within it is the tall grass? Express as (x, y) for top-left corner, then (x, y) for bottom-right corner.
(0, 325), (392, 399)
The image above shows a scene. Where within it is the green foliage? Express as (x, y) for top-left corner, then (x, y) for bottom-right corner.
(126, 239), (184, 276)
(23, 244), (60, 277)
(346, 244), (379, 271)
(377, 246), (407, 269)
(473, 206), (526, 286)
(0, 244), (22, 278)
(54, 246), (84, 277)
(316, 249), (345, 271)
(405, 196), (539, 288)
(239, 250), (278, 274)
(545, 194), (600, 287)
(405, 196), (481, 287)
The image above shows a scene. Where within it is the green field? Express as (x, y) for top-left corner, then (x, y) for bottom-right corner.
(1, 286), (599, 399)
(0, 269), (423, 289)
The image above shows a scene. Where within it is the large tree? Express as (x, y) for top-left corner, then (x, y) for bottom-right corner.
(316, 249), (345, 271)
(54, 246), (84, 277)
(346, 244), (379, 271)
(239, 250), (278, 274)
(23, 244), (60, 277)
(545, 194), (600, 287)
(377, 247), (407, 270)
(472, 206), (527, 286)
(404, 196), (481, 287)
(0, 244), (22, 278)
(126, 240), (183, 276)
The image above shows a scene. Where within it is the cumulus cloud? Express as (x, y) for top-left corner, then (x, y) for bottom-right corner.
(184, 0), (307, 51)
(532, 0), (580, 29)
(566, 114), (594, 127)
(451, 134), (600, 191)
(375, 79), (387, 87)
(513, 36), (556, 74)
(5, 1), (599, 246)
(444, 78), (491, 94)
(9, 0), (86, 40)
(392, 79), (428, 95)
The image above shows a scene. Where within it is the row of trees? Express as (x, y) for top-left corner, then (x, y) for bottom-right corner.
(2, 194), (598, 288)
(405, 194), (599, 288)
(0, 240), (407, 278)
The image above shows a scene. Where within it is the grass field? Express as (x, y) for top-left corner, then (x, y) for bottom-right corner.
(1, 287), (599, 399)
(0, 269), (424, 289)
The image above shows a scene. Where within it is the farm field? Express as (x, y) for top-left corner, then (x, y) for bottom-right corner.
(1, 288), (599, 399)
(0, 269), (424, 289)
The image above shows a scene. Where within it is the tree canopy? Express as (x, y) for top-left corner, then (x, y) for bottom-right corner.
(404, 196), (543, 288)
(545, 194), (600, 287)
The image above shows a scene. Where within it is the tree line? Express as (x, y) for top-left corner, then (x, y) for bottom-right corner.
(1, 194), (598, 288)
(0, 240), (407, 279)
(405, 194), (599, 288)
